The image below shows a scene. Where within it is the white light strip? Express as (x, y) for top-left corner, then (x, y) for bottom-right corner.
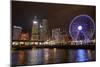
(12, 0), (96, 6)
(13, 26), (22, 29)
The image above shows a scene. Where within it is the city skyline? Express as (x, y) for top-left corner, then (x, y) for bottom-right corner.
(11, 1), (96, 66)
(12, 1), (95, 36)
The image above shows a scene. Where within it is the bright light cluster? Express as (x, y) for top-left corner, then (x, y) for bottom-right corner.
(78, 25), (82, 31)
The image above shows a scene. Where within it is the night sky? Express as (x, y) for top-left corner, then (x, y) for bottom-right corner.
(12, 1), (96, 36)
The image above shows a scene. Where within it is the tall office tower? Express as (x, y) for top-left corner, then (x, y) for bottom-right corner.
(13, 26), (22, 40)
(31, 16), (48, 41)
(31, 16), (39, 41)
(52, 28), (61, 42)
(40, 19), (48, 41)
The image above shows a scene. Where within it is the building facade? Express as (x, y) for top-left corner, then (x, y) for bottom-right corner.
(31, 18), (39, 41)
(12, 26), (22, 40)
(20, 32), (29, 40)
(31, 16), (48, 41)
(52, 28), (61, 42)
(39, 19), (48, 41)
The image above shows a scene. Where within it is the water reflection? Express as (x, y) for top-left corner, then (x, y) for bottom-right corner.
(11, 48), (95, 66)
(44, 48), (49, 64)
(26, 48), (44, 65)
(18, 51), (26, 64)
(76, 49), (88, 62)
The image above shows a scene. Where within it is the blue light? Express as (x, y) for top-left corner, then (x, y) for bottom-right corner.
(69, 15), (95, 41)
(78, 25), (82, 31)
(76, 49), (88, 62)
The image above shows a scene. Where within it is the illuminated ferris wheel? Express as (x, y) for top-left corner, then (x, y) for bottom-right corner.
(69, 15), (95, 42)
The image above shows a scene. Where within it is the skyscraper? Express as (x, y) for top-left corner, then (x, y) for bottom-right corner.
(31, 16), (39, 41)
(12, 26), (22, 40)
(31, 16), (48, 41)
(40, 19), (48, 41)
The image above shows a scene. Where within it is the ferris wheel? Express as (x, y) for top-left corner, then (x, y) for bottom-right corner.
(69, 15), (95, 43)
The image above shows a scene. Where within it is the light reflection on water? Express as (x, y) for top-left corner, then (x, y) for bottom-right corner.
(76, 49), (88, 62)
(11, 48), (95, 66)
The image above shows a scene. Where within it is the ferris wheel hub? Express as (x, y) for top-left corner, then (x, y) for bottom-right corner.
(78, 25), (82, 31)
